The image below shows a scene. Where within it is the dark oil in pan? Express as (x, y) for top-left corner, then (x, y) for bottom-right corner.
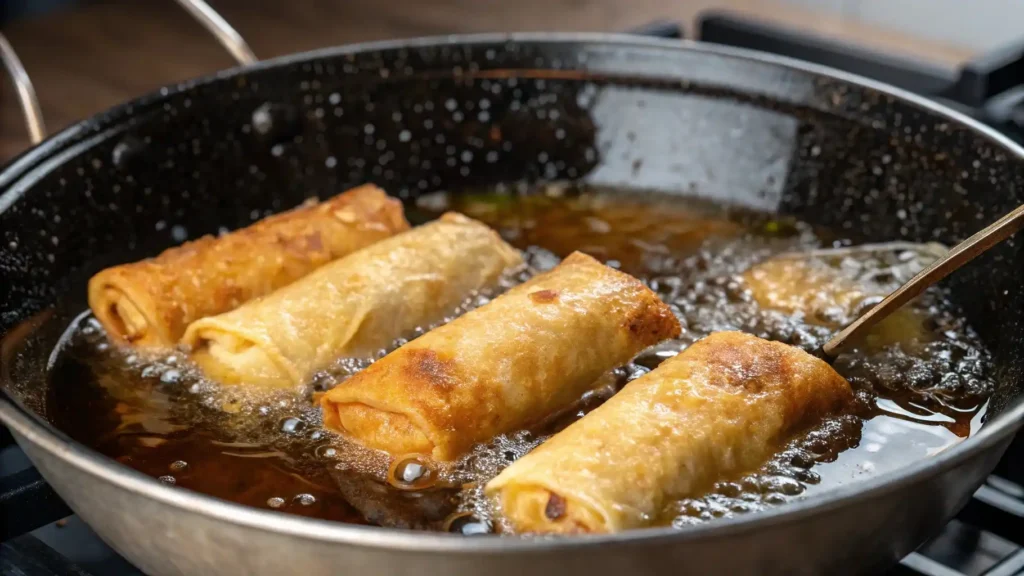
(46, 184), (995, 532)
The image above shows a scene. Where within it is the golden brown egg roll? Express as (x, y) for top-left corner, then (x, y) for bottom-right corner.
(88, 185), (408, 348)
(181, 213), (523, 388)
(320, 251), (681, 462)
(485, 331), (852, 534)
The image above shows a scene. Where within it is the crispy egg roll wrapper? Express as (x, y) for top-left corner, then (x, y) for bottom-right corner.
(742, 257), (869, 323)
(743, 256), (932, 347)
(89, 185), (408, 348)
(182, 213), (523, 388)
(321, 251), (681, 462)
(485, 331), (852, 534)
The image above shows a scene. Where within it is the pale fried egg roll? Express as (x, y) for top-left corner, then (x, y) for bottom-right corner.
(743, 253), (935, 347)
(182, 213), (523, 388)
(89, 185), (408, 348)
(320, 251), (681, 462)
(742, 257), (868, 324)
(485, 331), (852, 534)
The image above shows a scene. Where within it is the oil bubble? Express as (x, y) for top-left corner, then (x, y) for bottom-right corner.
(387, 455), (436, 490)
(280, 417), (307, 434)
(444, 512), (492, 535)
(315, 445), (338, 459)
(160, 369), (182, 384)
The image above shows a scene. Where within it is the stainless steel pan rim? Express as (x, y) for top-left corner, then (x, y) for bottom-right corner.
(2, 31), (1024, 554)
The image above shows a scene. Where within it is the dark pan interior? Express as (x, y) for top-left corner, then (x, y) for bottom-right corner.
(2, 36), (1024, 437)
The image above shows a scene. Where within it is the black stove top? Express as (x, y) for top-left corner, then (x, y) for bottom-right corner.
(2, 13), (1024, 576)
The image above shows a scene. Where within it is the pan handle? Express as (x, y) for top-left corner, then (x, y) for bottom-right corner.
(172, 0), (258, 67)
(0, 33), (45, 145)
(0, 0), (256, 146)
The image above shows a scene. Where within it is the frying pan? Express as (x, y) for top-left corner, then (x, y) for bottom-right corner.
(2, 2), (1024, 575)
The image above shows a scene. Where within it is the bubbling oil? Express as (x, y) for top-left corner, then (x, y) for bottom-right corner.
(47, 185), (994, 533)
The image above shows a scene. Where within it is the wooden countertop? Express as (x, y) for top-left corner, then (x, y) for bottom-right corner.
(0, 0), (976, 164)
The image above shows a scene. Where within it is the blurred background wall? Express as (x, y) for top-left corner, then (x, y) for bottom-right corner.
(1, 0), (82, 24)
(4, 0), (1023, 53)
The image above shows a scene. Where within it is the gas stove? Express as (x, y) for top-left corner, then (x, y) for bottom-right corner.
(2, 13), (1024, 576)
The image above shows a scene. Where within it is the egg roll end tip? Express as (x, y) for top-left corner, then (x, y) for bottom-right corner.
(88, 280), (172, 348)
(490, 484), (608, 535)
(321, 398), (437, 459)
(438, 211), (472, 223)
(184, 328), (296, 389)
(334, 184), (410, 231)
(565, 251), (682, 344)
(634, 299), (683, 344)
